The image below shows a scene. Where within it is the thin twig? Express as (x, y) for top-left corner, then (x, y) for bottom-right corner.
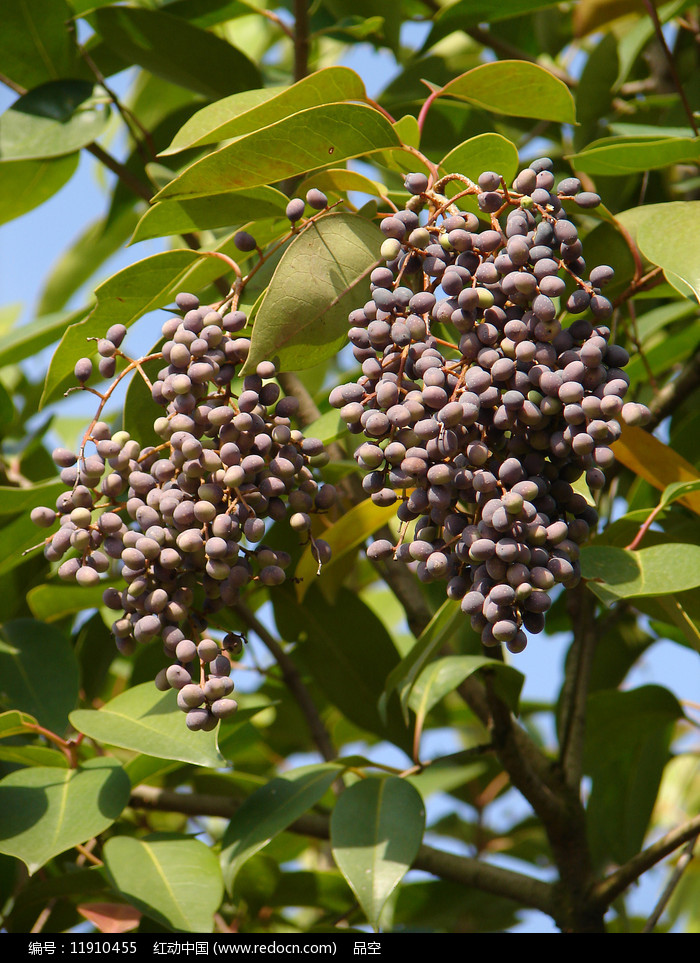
(592, 813), (700, 909)
(643, 0), (699, 135)
(646, 348), (700, 429)
(232, 600), (336, 762)
(128, 784), (555, 915)
(642, 833), (698, 932)
(465, 27), (574, 86)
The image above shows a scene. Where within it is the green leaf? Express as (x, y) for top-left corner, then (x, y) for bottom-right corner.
(0, 154), (78, 226)
(330, 776), (425, 929)
(584, 686), (684, 866)
(0, 619), (79, 734)
(40, 250), (199, 407)
(0, 709), (39, 739)
(243, 212), (382, 373)
(69, 682), (224, 768)
(155, 104), (401, 201)
(0, 745), (68, 768)
(568, 137), (700, 176)
(0, 82), (110, 161)
(636, 202), (700, 303)
(581, 543), (700, 604)
(626, 320), (700, 386)
(439, 133), (519, 186)
(0, 758), (130, 874)
(131, 186), (289, 243)
(658, 479), (700, 511)
(424, 0), (564, 47)
(103, 835), (223, 933)
(36, 208), (140, 317)
(296, 167), (388, 202)
(0, 380), (15, 429)
(162, 66), (367, 154)
(26, 580), (119, 624)
(380, 599), (465, 724)
(92, 6), (261, 100)
(0, 479), (63, 517)
(272, 586), (411, 751)
(439, 61), (576, 124)
(0, 0), (82, 90)
(573, 30), (619, 151)
(294, 498), (399, 601)
(0, 513), (57, 577)
(321, 0), (402, 50)
(0, 306), (89, 370)
(302, 409), (346, 446)
(220, 765), (341, 891)
(162, 0), (256, 28)
(409, 656), (523, 732)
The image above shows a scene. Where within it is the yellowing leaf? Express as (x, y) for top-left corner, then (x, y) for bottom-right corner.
(294, 499), (399, 601)
(612, 425), (700, 517)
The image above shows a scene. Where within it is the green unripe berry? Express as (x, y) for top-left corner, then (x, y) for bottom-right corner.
(380, 238), (401, 260)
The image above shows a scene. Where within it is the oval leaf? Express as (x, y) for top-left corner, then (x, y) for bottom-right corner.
(155, 104), (401, 202)
(581, 543), (700, 602)
(409, 656), (524, 730)
(440, 61), (576, 124)
(92, 6), (261, 100)
(103, 835), (223, 933)
(331, 776), (425, 929)
(27, 579), (120, 624)
(40, 249), (200, 407)
(162, 66), (367, 154)
(568, 136), (700, 176)
(0, 758), (130, 874)
(243, 212), (382, 373)
(636, 201), (700, 303)
(440, 133), (519, 186)
(70, 682), (224, 769)
(380, 599), (465, 724)
(584, 686), (684, 866)
(659, 479), (700, 511)
(0, 619), (79, 734)
(0, 81), (110, 160)
(0, 0), (83, 90)
(0, 709), (39, 739)
(131, 186), (289, 244)
(220, 765), (341, 892)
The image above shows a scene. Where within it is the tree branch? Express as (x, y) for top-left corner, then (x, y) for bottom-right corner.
(465, 27), (574, 87)
(128, 784), (555, 916)
(592, 813), (700, 909)
(646, 348), (700, 429)
(232, 599), (337, 762)
(483, 673), (568, 828)
(559, 583), (599, 789)
(643, 0), (699, 135)
(294, 0), (310, 83)
(642, 833), (699, 932)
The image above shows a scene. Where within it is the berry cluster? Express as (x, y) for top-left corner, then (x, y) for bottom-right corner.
(330, 160), (650, 652)
(32, 294), (334, 730)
